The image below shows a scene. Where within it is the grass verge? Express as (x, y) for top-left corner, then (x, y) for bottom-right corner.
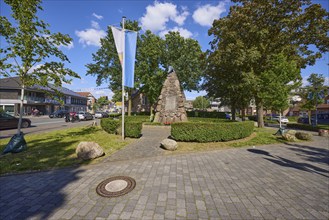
(0, 126), (133, 175)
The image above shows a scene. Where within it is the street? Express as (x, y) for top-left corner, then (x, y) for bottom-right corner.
(0, 116), (99, 139)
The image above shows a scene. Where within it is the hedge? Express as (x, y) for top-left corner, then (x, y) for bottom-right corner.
(100, 118), (120, 134)
(171, 121), (254, 142)
(101, 116), (147, 138)
(188, 117), (234, 123)
(186, 111), (227, 119)
(286, 123), (329, 132)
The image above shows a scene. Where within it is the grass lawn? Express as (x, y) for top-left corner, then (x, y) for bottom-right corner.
(167, 128), (290, 154)
(0, 126), (133, 175)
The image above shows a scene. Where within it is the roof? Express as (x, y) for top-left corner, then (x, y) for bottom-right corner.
(76, 92), (95, 98)
(0, 77), (86, 99)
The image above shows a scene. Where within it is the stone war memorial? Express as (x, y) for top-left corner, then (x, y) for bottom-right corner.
(154, 67), (188, 124)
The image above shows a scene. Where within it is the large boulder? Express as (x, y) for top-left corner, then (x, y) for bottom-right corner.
(282, 133), (297, 142)
(286, 130), (297, 136)
(295, 132), (313, 141)
(161, 139), (178, 151)
(76, 142), (104, 160)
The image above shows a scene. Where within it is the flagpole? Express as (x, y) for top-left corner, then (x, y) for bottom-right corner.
(121, 16), (126, 140)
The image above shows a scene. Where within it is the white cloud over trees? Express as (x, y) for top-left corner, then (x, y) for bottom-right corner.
(140, 1), (189, 32)
(192, 2), (226, 27)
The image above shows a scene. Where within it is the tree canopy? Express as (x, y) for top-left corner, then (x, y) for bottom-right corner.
(206, 0), (329, 127)
(0, 0), (79, 133)
(86, 21), (204, 113)
(300, 73), (327, 124)
(192, 96), (211, 110)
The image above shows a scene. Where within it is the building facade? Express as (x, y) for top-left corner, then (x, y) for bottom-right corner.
(0, 77), (87, 115)
(76, 92), (96, 113)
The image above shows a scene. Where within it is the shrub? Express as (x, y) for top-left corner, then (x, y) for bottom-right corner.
(171, 121), (254, 142)
(131, 112), (150, 116)
(101, 117), (145, 138)
(247, 115), (257, 121)
(287, 123), (319, 132)
(108, 113), (121, 118)
(186, 111), (227, 119)
(125, 121), (143, 138)
(295, 132), (313, 141)
(188, 117), (233, 123)
(101, 118), (120, 134)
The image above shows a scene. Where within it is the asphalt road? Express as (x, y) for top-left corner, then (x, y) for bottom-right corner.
(0, 116), (99, 139)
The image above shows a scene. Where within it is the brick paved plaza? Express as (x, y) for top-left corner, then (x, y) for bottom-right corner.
(0, 133), (328, 220)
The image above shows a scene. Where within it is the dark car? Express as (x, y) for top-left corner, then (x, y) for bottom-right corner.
(0, 112), (31, 130)
(49, 110), (68, 118)
(95, 111), (109, 118)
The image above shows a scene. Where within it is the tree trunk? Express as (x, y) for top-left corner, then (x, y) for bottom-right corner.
(308, 110), (311, 125)
(17, 85), (25, 134)
(256, 98), (264, 128)
(231, 104), (236, 121)
(242, 108), (246, 121)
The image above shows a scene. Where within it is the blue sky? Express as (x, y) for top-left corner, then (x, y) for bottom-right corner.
(1, 0), (328, 100)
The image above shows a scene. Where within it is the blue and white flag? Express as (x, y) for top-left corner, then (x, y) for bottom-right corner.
(124, 30), (137, 88)
(111, 26), (137, 88)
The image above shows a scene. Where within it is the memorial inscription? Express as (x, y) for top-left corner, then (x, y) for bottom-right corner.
(165, 96), (177, 111)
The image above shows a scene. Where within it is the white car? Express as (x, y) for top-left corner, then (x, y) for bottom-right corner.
(273, 116), (289, 123)
(77, 111), (94, 120)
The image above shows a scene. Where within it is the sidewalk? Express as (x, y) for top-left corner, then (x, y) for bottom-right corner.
(0, 131), (328, 219)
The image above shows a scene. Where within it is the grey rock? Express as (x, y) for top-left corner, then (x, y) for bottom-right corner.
(76, 142), (104, 160)
(161, 139), (178, 151)
(282, 133), (297, 142)
(295, 132), (313, 141)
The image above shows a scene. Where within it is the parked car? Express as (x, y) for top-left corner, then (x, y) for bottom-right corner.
(272, 116), (289, 123)
(49, 110), (68, 118)
(298, 113), (329, 125)
(95, 111), (109, 118)
(77, 111), (94, 120)
(0, 112), (31, 130)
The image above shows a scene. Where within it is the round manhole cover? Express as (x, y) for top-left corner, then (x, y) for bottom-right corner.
(96, 176), (136, 198)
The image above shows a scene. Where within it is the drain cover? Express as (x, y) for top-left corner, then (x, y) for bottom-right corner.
(96, 176), (136, 198)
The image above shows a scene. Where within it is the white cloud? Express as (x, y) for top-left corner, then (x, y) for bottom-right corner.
(91, 21), (100, 29)
(159, 27), (193, 39)
(192, 2), (226, 27)
(75, 28), (106, 47)
(140, 1), (189, 32)
(92, 13), (103, 20)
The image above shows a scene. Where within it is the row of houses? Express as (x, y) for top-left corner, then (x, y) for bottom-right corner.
(0, 77), (93, 116)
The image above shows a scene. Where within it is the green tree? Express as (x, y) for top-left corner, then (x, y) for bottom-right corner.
(0, 0), (79, 134)
(192, 96), (210, 110)
(97, 96), (109, 110)
(162, 32), (204, 91)
(204, 30), (253, 121)
(135, 30), (166, 114)
(207, 0), (329, 127)
(86, 22), (204, 115)
(300, 73), (327, 125)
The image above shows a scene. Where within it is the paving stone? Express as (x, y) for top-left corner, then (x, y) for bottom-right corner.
(0, 129), (327, 220)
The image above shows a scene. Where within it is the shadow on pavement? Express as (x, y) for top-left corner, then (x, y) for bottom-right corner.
(0, 168), (84, 220)
(284, 142), (329, 166)
(247, 147), (329, 178)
